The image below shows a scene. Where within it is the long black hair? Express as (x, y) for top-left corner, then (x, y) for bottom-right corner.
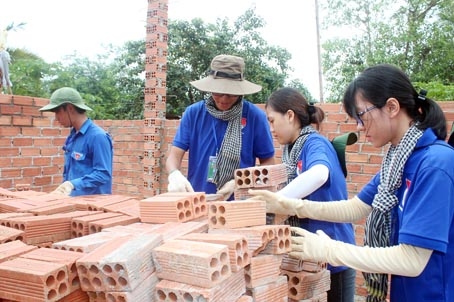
(342, 64), (447, 140)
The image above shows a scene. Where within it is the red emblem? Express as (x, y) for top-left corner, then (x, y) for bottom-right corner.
(297, 160), (303, 174)
(241, 117), (246, 128)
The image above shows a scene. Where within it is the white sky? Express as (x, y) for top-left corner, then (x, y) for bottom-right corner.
(1, 0), (322, 100)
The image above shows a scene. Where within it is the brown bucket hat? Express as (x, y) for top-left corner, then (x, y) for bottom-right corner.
(190, 54), (262, 95)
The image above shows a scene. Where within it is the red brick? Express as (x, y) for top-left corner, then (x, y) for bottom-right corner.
(0, 115), (11, 125)
(12, 116), (32, 126)
(12, 137), (33, 146)
(0, 126), (20, 136)
(12, 95), (34, 106)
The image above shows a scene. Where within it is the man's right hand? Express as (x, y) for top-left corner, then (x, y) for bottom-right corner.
(167, 170), (194, 192)
(51, 181), (74, 195)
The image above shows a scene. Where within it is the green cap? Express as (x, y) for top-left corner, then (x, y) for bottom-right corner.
(40, 87), (93, 111)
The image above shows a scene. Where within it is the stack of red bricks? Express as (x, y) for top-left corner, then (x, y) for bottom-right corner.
(233, 163), (290, 225)
(233, 163), (288, 200)
(0, 163), (330, 301)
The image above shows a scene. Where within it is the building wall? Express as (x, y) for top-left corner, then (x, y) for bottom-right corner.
(7, 95), (454, 198)
(2, 94), (454, 198)
(1, 93), (454, 297)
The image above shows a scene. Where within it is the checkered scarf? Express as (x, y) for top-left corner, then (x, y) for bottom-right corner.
(283, 125), (317, 182)
(363, 124), (423, 302)
(205, 96), (243, 190)
(282, 125), (316, 227)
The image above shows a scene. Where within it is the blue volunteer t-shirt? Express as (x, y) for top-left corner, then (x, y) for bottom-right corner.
(172, 100), (275, 195)
(358, 128), (454, 301)
(294, 133), (356, 274)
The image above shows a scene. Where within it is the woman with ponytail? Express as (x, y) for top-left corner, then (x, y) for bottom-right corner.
(264, 87), (356, 302)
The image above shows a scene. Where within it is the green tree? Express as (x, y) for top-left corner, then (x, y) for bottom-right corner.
(7, 7), (315, 119)
(45, 52), (122, 120)
(104, 40), (146, 120)
(8, 49), (50, 97)
(320, 0), (454, 102)
(166, 8), (296, 116)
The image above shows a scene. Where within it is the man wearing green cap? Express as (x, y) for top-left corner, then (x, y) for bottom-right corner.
(40, 87), (113, 196)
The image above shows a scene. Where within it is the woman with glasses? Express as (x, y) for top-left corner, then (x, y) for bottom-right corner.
(250, 64), (454, 301)
(264, 87), (356, 302)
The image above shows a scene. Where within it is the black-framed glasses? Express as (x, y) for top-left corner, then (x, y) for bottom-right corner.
(355, 105), (377, 126)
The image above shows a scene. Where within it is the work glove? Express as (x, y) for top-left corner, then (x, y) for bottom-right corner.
(52, 181), (74, 195)
(248, 190), (371, 223)
(289, 227), (331, 263)
(167, 170), (194, 192)
(289, 227), (432, 277)
(248, 189), (306, 216)
(216, 179), (235, 200)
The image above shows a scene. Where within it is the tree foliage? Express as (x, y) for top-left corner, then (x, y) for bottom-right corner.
(320, 0), (454, 102)
(5, 3), (453, 119)
(166, 8), (295, 116)
(7, 8), (312, 119)
(8, 49), (49, 97)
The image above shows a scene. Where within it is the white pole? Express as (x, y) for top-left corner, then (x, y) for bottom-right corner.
(315, 0), (324, 103)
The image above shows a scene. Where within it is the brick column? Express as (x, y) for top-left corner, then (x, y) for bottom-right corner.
(143, 0), (168, 196)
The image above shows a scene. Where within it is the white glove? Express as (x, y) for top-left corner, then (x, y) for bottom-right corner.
(290, 228), (332, 263)
(216, 179), (235, 200)
(248, 190), (371, 223)
(247, 189), (304, 216)
(167, 170), (194, 192)
(52, 181), (74, 195)
(289, 227), (432, 277)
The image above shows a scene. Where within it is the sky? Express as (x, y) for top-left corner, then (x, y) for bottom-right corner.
(0, 0), (322, 100)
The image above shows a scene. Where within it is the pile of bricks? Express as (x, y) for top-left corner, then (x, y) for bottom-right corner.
(233, 163), (288, 200)
(233, 164), (290, 225)
(0, 165), (330, 301)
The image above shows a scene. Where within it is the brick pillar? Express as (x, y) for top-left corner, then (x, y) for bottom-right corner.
(143, 0), (168, 196)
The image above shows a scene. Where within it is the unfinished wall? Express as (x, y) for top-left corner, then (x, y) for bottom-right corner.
(2, 93), (454, 197)
(1, 93), (454, 298)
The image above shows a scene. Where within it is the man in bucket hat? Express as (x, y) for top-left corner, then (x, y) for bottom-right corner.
(166, 54), (275, 200)
(40, 87), (113, 196)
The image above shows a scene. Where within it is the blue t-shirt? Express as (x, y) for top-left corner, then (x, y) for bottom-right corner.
(358, 128), (454, 301)
(172, 100), (275, 195)
(63, 119), (113, 196)
(291, 133), (356, 274)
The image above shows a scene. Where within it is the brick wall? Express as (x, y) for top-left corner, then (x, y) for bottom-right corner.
(2, 93), (454, 199)
(1, 93), (454, 298)
(3, 93), (453, 198)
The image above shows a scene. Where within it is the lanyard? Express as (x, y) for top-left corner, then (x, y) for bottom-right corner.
(211, 119), (219, 156)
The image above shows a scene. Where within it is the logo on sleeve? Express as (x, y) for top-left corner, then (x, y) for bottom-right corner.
(296, 160), (303, 175)
(399, 178), (412, 211)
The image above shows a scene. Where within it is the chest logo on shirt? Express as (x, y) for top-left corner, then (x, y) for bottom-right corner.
(399, 178), (412, 211)
(72, 151), (84, 160)
(296, 160), (303, 175)
(241, 117), (246, 129)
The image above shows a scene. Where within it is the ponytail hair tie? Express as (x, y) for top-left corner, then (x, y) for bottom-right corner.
(417, 89), (427, 102)
(308, 102), (316, 115)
